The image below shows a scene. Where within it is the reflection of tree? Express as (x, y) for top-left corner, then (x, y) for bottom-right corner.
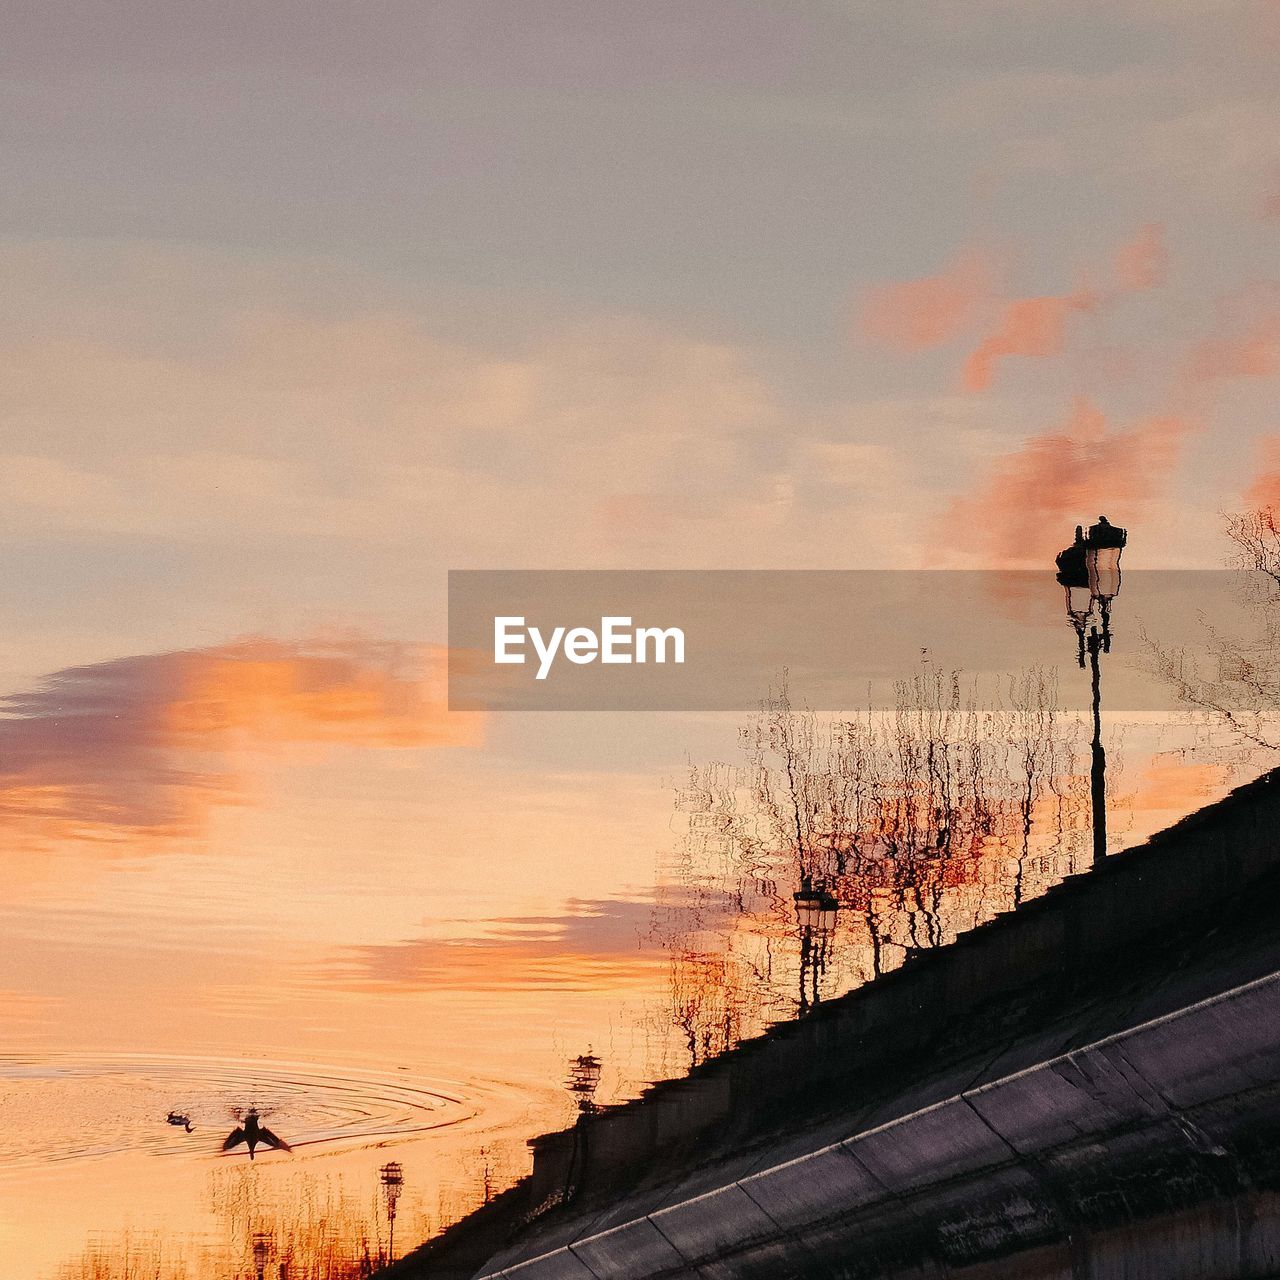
(667, 947), (759, 1070)
(1144, 513), (1280, 755)
(56, 1171), (392, 1279)
(1226, 507), (1280, 588)
(1144, 620), (1280, 752)
(654, 667), (1088, 1068)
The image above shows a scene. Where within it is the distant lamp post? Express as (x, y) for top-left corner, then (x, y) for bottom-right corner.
(251, 1231), (272, 1280)
(566, 1052), (603, 1115)
(793, 877), (839, 1014)
(379, 1161), (404, 1264)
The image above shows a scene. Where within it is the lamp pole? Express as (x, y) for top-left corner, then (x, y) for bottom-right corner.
(1088, 622), (1107, 866)
(379, 1162), (404, 1265)
(1057, 516), (1126, 868)
(793, 878), (838, 1014)
(251, 1231), (271, 1280)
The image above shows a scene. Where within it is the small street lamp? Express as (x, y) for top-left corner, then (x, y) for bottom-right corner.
(793, 877), (839, 1013)
(379, 1161), (404, 1264)
(251, 1231), (272, 1280)
(566, 1052), (603, 1115)
(563, 1052), (603, 1207)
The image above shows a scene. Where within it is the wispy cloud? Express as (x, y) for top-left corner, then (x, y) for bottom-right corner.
(941, 398), (1190, 565)
(860, 223), (1170, 392)
(961, 285), (1099, 392)
(0, 638), (479, 846)
(858, 249), (996, 352)
(1185, 290), (1280, 383)
(325, 895), (687, 993)
(1114, 221), (1169, 292)
(1245, 436), (1280, 509)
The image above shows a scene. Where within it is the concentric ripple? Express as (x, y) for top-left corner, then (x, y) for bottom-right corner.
(0, 1052), (479, 1173)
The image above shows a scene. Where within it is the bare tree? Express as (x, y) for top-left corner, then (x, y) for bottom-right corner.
(1225, 507), (1280, 588)
(651, 665), (1088, 1067)
(1142, 510), (1280, 753)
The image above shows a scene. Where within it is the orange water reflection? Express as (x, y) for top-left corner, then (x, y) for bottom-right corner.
(0, 637), (1272, 1279)
(0, 637), (480, 851)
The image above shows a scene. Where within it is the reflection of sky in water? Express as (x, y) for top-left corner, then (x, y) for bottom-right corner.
(6, 1), (1279, 1270)
(0, 629), (1271, 1276)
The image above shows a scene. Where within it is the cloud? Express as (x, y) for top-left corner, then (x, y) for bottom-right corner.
(1244, 436), (1280, 509)
(1114, 221), (1168, 291)
(940, 398), (1191, 565)
(962, 286), (1099, 392)
(1185, 302), (1280, 383)
(326, 895), (680, 993)
(0, 638), (479, 846)
(858, 250), (995, 351)
(860, 224), (1168, 391)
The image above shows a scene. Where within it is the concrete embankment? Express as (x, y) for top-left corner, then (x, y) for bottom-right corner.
(389, 770), (1280, 1280)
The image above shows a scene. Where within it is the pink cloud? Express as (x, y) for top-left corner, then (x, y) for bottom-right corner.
(962, 287), (1099, 392)
(1187, 312), (1280, 383)
(941, 398), (1192, 565)
(1245, 436), (1280, 510)
(859, 249), (995, 351)
(0, 637), (481, 847)
(1114, 222), (1168, 292)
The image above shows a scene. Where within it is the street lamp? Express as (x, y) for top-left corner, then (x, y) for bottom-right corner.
(379, 1161), (404, 1264)
(1086, 516), (1126, 652)
(793, 878), (838, 1013)
(1056, 524), (1093, 668)
(793, 882), (838, 936)
(562, 1052), (604, 1207)
(1056, 516), (1126, 867)
(566, 1052), (603, 1115)
(251, 1231), (271, 1280)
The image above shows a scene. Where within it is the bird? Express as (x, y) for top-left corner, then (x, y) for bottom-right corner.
(166, 1111), (194, 1133)
(222, 1108), (291, 1160)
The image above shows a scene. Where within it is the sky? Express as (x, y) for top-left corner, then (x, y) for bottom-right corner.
(2, 3), (1279, 1275)
(3, 0), (1279, 690)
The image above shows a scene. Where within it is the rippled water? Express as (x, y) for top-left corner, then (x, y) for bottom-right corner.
(0, 1053), (476, 1172)
(0, 1050), (559, 1279)
(0, 653), (1266, 1279)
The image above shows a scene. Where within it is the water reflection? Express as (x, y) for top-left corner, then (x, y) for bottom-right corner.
(0, 638), (478, 849)
(16, 526), (1280, 1276)
(4, 1053), (532, 1279)
(652, 663), (1093, 1066)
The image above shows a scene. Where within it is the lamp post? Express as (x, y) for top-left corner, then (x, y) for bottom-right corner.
(251, 1231), (271, 1280)
(379, 1161), (404, 1265)
(1057, 517), (1126, 867)
(1086, 517), (1125, 653)
(562, 1052), (603, 1206)
(566, 1052), (602, 1115)
(793, 878), (838, 1013)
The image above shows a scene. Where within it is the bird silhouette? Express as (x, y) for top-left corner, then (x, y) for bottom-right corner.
(222, 1108), (291, 1160)
(166, 1111), (194, 1133)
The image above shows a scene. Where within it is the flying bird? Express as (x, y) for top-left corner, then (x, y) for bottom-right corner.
(222, 1109), (291, 1160)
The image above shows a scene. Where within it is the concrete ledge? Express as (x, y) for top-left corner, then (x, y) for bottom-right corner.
(474, 971), (1280, 1280)
(648, 1184), (780, 1265)
(567, 1217), (687, 1279)
(737, 1142), (886, 1230)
